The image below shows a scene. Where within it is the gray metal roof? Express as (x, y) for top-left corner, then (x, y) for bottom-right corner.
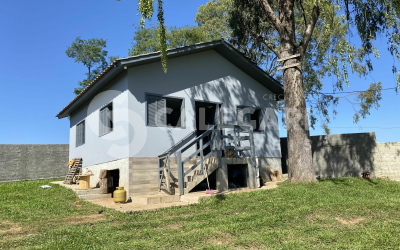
(56, 39), (283, 118)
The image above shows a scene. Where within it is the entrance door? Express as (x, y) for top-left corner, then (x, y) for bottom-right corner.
(195, 101), (221, 155)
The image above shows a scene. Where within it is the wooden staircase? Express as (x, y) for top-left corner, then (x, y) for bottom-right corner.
(64, 158), (82, 184)
(158, 124), (259, 196)
(183, 156), (219, 194)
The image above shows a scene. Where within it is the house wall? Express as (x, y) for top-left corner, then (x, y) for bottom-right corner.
(127, 50), (281, 159)
(69, 72), (130, 168)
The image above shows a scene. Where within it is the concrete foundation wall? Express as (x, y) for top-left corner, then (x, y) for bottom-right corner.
(126, 156), (279, 197)
(85, 158), (130, 197)
(0, 144), (69, 182)
(374, 142), (400, 181)
(129, 157), (160, 197)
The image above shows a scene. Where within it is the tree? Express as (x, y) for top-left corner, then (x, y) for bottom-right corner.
(131, 0), (376, 132)
(129, 25), (215, 56)
(130, 0), (399, 182)
(228, 0), (397, 181)
(128, 0), (233, 56)
(195, 0), (233, 40)
(66, 37), (117, 95)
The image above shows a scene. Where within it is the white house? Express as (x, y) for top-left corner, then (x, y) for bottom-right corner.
(57, 40), (284, 199)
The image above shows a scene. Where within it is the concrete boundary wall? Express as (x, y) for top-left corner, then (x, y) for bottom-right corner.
(374, 142), (400, 181)
(281, 133), (400, 181)
(310, 133), (377, 178)
(0, 144), (69, 182)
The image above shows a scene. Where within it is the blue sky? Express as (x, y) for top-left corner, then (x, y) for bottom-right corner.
(0, 0), (399, 144)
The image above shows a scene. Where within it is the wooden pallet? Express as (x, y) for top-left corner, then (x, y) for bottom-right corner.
(64, 158), (82, 184)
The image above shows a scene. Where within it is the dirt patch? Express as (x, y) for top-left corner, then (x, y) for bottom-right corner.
(167, 222), (184, 229)
(210, 231), (234, 245)
(65, 214), (106, 225)
(307, 214), (324, 220)
(335, 217), (365, 225)
(0, 221), (22, 234)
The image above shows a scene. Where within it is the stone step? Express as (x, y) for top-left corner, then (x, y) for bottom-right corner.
(180, 195), (201, 203)
(75, 188), (102, 195)
(79, 193), (112, 200)
(131, 194), (181, 205)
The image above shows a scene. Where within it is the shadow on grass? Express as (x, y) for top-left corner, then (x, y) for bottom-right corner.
(204, 194), (227, 204)
(214, 194), (226, 201)
(319, 177), (379, 186)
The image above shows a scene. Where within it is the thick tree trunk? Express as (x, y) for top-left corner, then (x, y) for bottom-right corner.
(258, 0), (319, 182)
(283, 55), (316, 182)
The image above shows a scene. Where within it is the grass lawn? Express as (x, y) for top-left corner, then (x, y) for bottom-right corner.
(1, 178), (400, 249)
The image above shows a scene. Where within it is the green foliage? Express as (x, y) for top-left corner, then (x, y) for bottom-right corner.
(129, 0), (169, 72)
(129, 0), (231, 57)
(157, 0), (167, 72)
(129, 0), (396, 133)
(129, 25), (215, 56)
(195, 0), (233, 40)
(354, 82), (383, 122)
(137, 0), (154, 27)
(129, 26), (161, 55)
(131, 0), (231, 72)
(66, 37), (117, 95)
(66, 37), (108, 73)
(2, 178), (400, 249)
(229, 0), (392, 132)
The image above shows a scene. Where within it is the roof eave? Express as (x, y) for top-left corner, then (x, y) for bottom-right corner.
(56, 62), (124, 118)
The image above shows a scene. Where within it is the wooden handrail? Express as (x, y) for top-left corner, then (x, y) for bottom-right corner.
(160, 123), (259, 195)
(180, 125), (216, 153)
(158, 130), (197, 158)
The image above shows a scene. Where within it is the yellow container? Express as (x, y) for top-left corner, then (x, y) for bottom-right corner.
(113, 187), (126, 204)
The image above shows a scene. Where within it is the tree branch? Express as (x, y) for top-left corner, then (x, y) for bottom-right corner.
(259, 0), (283, 34)
(298, 0), (307, 27)
(251, 31), (281, 57)
(299, 3), (320, 56)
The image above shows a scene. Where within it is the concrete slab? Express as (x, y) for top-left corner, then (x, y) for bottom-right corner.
(52, 180), (281, 213)
(52, 181), (81, 190)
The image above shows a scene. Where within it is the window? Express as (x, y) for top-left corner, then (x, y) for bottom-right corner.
(99, 103), (113, 136)
(237, 106), (263, 132)
(76, 120), (85, 147)
(147, 94), (184, 127)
